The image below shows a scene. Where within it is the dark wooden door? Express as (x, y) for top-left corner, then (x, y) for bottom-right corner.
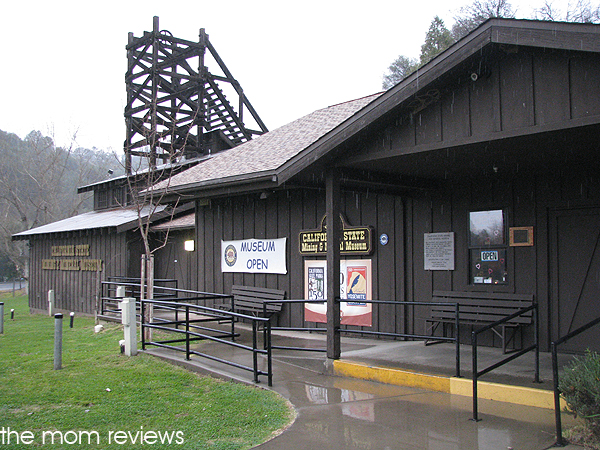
(550, 207), (600, 353)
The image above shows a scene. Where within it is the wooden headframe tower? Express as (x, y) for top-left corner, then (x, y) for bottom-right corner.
(124, 16), (268, 174)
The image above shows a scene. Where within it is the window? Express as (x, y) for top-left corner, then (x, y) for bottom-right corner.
(96, 189), (108, 210)
(469, 209), (507, 285)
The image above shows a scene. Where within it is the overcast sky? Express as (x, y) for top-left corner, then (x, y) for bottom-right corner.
(0, 0), (574, 153)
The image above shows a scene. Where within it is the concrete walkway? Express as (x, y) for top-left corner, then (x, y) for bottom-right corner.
(144, 326), (583, 450)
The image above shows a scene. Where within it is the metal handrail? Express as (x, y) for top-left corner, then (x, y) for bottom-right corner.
(471, 303), (539, 421)
(551, 315), (600, 447)
(100, 280), (231, 316)
(265, 298), (463, 377)
(140, 299), (273, 386)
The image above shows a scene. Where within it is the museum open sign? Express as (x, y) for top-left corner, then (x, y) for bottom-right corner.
(221, 238), (287, 274)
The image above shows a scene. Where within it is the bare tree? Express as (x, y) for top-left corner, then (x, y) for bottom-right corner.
(533, 0), (600, 22)
(452, 0), (516, 40)
(0, 128), (119, 278)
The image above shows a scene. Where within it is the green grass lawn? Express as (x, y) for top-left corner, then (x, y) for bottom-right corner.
(0, 294), (294, 449)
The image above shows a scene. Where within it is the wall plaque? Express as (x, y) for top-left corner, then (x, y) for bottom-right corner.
(424, 232), (455, 270)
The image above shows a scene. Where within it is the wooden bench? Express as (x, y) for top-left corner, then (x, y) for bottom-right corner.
(220, 285), (285, 319)
(426, 290), (534, 353)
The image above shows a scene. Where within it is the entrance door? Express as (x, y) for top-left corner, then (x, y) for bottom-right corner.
(550, 207), (600, 353)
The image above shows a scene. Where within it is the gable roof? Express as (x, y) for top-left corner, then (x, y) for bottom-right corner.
(278, 19), (600, 181)
(12, 205), (167, 240)
(151, 93), (381, 196)
(153, 19), (600, 199)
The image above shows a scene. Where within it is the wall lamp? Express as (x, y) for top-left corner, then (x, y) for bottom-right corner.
(184, 240), (195, 252)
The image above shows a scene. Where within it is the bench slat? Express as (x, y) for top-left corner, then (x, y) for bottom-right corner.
(230, 285), (285, 317)
(430, 311), (532, 324)
(433, 290), (533, 301)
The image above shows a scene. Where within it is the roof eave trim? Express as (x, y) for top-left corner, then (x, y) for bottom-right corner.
(157, 170), (279, 197)
(278, 20), (600, 182)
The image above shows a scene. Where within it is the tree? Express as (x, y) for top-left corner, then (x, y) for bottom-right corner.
(420, 16), (455, 65)
(0, 128), (118, 278)
(382, 0), (519, 89)
(382, 55), (420, 90)
(533, 0), (600, 22)
(452, 0), (516, 40)
(382, 16), (454, 89)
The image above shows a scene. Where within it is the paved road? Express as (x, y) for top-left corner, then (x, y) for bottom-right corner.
(0, 281), (27, 292)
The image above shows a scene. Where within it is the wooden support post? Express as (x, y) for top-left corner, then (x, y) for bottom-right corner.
(326, 168), (341, 360)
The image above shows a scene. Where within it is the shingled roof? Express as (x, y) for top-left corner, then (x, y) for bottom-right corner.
(152, 93), (381, 195)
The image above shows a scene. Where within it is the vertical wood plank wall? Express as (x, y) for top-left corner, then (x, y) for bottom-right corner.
(27, 230), (132, 314)
(191, 165), (600, 350)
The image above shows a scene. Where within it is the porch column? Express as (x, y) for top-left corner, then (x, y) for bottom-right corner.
(326, 168), (341, 360)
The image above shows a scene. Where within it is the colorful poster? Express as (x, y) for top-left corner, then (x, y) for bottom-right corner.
(304, 260), (372, 326)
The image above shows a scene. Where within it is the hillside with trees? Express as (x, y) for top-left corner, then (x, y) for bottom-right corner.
(0, 129), (121, 279)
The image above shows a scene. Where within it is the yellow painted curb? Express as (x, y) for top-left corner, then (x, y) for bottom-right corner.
(333, 360), (566, 410)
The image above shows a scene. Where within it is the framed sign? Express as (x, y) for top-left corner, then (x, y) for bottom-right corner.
(304, 259), (372, 327)
(424, 232), (455, 270)
(298, 214), (373, 256)
(510, 226), (534, 246)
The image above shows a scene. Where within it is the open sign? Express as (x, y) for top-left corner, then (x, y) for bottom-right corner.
(481, 250), (499, 262)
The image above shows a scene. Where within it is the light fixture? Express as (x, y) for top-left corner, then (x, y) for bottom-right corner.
(184, 240), (195, 252)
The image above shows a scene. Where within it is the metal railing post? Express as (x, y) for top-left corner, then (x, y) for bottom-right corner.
(231, 295), (236, 342)
(472, 330), (480, 421)
(252, 320), (259, 383)
(266, 319), (273, 387)
(552, 341), (564, 446)
(140, 300), (146, 350)
(185, 304), (190, 361)
(455, 302), (461, 378)
(534, 303), (540, 383)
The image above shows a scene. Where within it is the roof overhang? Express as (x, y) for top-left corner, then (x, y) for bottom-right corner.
(147, 19), (600, 201)
(277, 19), (600, 185)
(11, 205), (168, 240)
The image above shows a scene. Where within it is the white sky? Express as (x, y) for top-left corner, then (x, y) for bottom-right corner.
(0, 0), (575, 153)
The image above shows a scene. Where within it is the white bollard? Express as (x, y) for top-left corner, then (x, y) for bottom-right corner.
(48, 290), (55, 317)
(120, 298), (137, 356)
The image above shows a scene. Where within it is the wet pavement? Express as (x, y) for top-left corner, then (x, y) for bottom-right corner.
(144, 326), (582, 450)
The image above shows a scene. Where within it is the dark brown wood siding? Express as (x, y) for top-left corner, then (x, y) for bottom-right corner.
(27, 230), (134, 315)
(192, 158), (600, 352)
(195, 190), (407, 330)
(357, 48), (598, 161)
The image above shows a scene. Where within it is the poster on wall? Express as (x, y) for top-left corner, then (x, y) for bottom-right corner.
(304, 259), (372, 327)
(221, 238), (287, 274)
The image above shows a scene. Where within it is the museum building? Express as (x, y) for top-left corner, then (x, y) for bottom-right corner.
(14, 19), (600, 354)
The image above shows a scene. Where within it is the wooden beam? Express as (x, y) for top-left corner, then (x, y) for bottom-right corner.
(326, 168), (341, 360)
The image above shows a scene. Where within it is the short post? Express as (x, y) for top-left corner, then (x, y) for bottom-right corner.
(69, 312), (75, 328)
(10, 309), (15, 320)
(54, 313), (63, 370)
(0, 302), (4, 334)
(48, 290), (55, 317)
(120, 298), (137, 356)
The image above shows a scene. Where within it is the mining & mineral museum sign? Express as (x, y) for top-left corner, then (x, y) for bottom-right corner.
(298, 215), (373, 256)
